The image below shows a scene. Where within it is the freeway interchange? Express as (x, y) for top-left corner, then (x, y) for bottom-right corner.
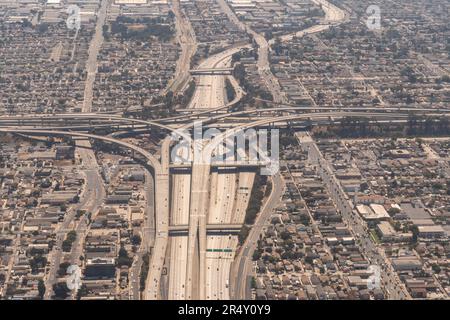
(1, 102), (448, 301)
(1, 17), (449, 299)
(1, 0), (450, 302)
(1, 35), (449, 301)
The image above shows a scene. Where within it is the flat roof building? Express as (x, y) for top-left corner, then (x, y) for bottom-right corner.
(391, 257), (422, 271)
(418, 225), (446, 239)
(376, 221), (396, 242)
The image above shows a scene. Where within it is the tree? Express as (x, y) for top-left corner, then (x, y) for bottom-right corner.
(393, 221), (402, 232)
(411, 225), (419, 243)
(102, 25), (109, 38)
(252, 250), (262, 261)
(58, 262), (70, 277)
(388, 207), (401, 215)
(439, 75), (450, 83)
(75, 210), (85, 219)
(76, 284), (88, 300)
(21, 19), (32, 28)
(37, 23), (49, 34)
(432, 264), (441, 274)
(62, 231), (77, 252)
(62, 240), (72, 252)
(48, 239), (55, 250)
(140, 253), (150, 292)
(38, 280), (46, 299)
(131, 234), (142, 246)
(52, 282), (70, 299)
(30, 255), (47, 273)
(233, 64), (246, 85)
(244, 175), (267, 225)
(264, 30), (273, 40)
(238, 225), (250, 244)
(225, 78), (236, 102)
(250, 276), (257, 289)
(117, 245), (133, 267)
(280, 231), (291, 241)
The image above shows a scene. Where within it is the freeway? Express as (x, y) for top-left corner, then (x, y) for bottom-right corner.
(0, 105), (448, 136)
(143, 141), (170, 300)
(2, 0), (441, 302)
(189, 46), (246, 110)
(271, 0), (347, 44)
(216, 0), (287, 103)
(204, 149), (255, 300)
(219, 0), (347, 105)
(144, 97), (205, 299)
(0, 105), (448, 132)
(203, 111), (440, 157)
(167, 40), (251, 300)
(186, 45), (255, 300)
(168, 143), (191, 299)
(185, 162), (210, 300)
(0, 36), (260, 302)
(157, 70), (247, 124)
(0, 114), (188, 138)
(191, 105), (450, 126)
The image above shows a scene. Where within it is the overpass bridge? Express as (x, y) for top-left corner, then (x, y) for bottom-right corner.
(169, 224), (242, 235)
(1, 106), (446, 131)
(169, 161), (268, 169)
(189, 67), (234, 75)
(1, 106), (448, 129)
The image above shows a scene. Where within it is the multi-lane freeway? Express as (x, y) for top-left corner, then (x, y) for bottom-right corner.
(216, 0), (287, 103)
(167, 44), (251, 300)
(272, 0), (347, 44)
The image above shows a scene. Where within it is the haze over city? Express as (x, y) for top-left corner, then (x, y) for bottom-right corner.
(0, 0), (449, 302)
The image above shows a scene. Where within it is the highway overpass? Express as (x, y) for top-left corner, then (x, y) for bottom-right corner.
(169, 224), (242, 235)
(189, 67), (234, 75)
